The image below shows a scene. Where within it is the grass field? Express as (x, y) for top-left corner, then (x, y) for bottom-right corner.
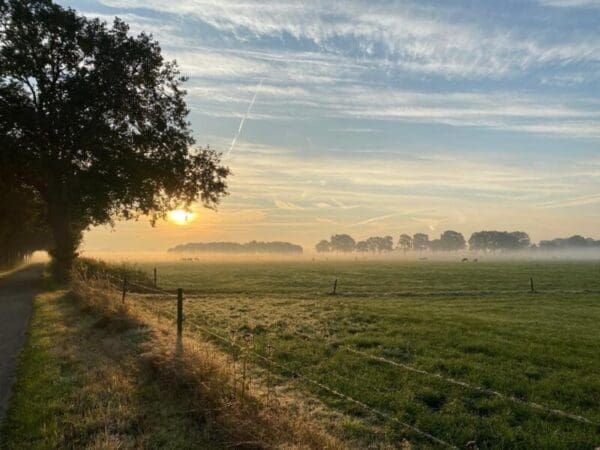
(126, 260), (600, 449)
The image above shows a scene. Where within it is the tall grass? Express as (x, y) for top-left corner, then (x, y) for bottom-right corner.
(71, 266), (345, 450)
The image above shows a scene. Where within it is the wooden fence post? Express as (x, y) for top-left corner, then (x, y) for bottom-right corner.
(122, 277), (127, 303)
(530, 277), (535, 293)
(332, 278), (338, 295)
(177, 288), (183, 340)
(153, 267), (157, 286)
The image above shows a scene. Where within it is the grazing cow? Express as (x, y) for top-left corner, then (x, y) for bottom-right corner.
(461, 258), (469, 262)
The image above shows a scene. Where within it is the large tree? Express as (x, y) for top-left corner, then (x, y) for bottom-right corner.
(0, 0), (229, 279)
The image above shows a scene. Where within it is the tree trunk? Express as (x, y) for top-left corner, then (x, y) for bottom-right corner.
(48, 207), (81, 282)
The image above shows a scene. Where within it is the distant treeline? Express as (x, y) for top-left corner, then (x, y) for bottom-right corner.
(316, 231), (600, 253)
(169, 241), (303, 254)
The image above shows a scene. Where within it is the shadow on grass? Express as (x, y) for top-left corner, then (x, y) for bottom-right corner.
(1, 290), (226, 449)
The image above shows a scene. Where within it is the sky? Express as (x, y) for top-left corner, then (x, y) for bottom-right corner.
(59, 0), (600, 253)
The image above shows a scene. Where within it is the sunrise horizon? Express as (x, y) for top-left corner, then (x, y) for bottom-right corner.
(62, 0), (599, 253)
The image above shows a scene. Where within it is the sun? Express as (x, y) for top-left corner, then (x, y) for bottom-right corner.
(168, 209), (195, 225)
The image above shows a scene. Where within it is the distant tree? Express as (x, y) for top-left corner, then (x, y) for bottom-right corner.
(365, 237), (379, 252)
(412, 233), (429, 251)
(397, 234), (413, 253)
(428, 239), (442, 252)
(565, 235), (589, 247)
(381, 236), (394, 252)
(364, 236), (393, 253)
(170, 241), (303, 254)
(355, 241), (369, 252)
(438, 230), (466, 251)
(469, 231), (531, 252)
(0, 0), (230, 279)
(539, 235), (600, 251)
(330, 234), (356, 252)
(510, 231), (531, 249)
(315, 240), (331, 253)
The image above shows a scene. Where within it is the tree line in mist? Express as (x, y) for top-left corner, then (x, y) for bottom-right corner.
(315, 231), (600, 253)
(169, 241), (304, 254)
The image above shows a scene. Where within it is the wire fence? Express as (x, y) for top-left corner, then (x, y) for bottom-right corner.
(92, 269), (598, 448)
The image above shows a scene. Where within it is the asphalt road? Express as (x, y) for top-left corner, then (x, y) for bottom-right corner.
(0, 264), (43, 424)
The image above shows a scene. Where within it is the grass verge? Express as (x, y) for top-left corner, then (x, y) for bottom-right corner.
(0, 288), (228, 449)
(1, 268), (343, 449)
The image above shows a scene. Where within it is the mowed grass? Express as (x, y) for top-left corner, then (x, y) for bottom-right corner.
(133, 260), (600, 449)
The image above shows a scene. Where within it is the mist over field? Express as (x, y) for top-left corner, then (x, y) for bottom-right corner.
(2, 0), (600, 448)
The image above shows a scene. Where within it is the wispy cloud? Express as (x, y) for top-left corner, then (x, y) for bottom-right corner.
(274, 199), (304, 210)
(98, 0), (600, 80)
(537, 0), (600, 8)
(71, 0), (600, 248)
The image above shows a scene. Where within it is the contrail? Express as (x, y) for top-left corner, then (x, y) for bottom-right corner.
(227, 78), (263, 157)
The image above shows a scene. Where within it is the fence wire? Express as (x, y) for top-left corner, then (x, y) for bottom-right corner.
(92, 272), (599, 447)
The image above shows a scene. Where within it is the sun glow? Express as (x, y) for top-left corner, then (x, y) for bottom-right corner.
(168, 209), (195, 225)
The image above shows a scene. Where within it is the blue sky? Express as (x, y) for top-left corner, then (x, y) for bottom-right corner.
(61, 0), (600, 252)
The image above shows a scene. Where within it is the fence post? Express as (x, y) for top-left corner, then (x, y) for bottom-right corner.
(177, 288), (183, 340)
(332, 278), (338, 295)
(530, 277), (535, 293)
(154, 267), (157, 287)
(122, 277), (127, 303)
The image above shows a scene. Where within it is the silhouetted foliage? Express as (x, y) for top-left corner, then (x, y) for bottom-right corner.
(169, 241), (303, 254)
(364, 236), (394, 253)
(412, 233), (430, 251)
(539, 235), (600, 251)
(397, 234), (412, 252)
(330, 234), (356, 252)
(469, 231), (531, 252)
(315, 230), (600, 255)
(355, 241), (369, 252)
(0, 0), (229, 279)
(432, 230), (466, 251)
(315, 240), (331, 253)
(0, 174), (51, 267)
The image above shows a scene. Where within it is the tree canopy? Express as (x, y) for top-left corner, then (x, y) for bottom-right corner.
(330, 234), (356, 252)
(0, 173), (51, 267)
(0, 0), (229, 278)
(313, 230), (600, 255)
(315, 239), (331, 253)
(169, 241), (303, 254)
(412, 233), (430, 251)
(539, 235), (600, 250)
(397, 234), (412, 252)
(468, 231), (531, 252)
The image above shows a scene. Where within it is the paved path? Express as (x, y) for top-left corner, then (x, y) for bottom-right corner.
(0, 264), (43, 424)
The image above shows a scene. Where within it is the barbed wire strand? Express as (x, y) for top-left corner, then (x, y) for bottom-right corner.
(290, 328), (598, 426)
(181, 320), (457, 449)
(92, 281), (599, 428)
